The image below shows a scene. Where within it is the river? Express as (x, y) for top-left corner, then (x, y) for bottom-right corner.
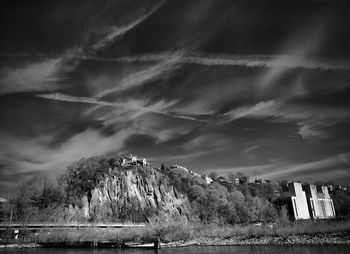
(1, 246), (350, 254)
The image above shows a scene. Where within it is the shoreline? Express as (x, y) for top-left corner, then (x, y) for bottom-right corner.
(1, 233), (350, 249)
(164, 233), (350, 247)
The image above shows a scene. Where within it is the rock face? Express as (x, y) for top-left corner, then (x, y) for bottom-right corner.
(76, 166), (190, 222)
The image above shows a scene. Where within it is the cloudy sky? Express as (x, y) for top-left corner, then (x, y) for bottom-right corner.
(1, 0), (350, 196)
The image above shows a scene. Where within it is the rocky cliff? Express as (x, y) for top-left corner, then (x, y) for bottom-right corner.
(68, 165), (190, 222)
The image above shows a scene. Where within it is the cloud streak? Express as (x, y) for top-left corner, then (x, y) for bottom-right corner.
(253, 152), (350, 181)
(0, 58), (63, 94)
(96, 54), (181, 98)
(91, 0), (166, 51)
(90, 52), (350, 71)
(0, 128), (133, 192)
(223, 99), (350, 141)
(224, 101), (275, 121)
(37, 92), (119, 107)
(36, 92), (206, 123)
(0, 1), (166, 95)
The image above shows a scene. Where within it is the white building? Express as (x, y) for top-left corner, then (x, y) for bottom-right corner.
(137, 158), (149, 167)
(202, 175), (213, 184)
(119, 154), (145, 166)
(280, 182), (310, 220)
(303, 184), (336, 219)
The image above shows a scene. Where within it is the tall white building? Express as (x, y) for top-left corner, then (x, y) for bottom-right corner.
(303, 184), (336, 219)
(278, 182), (336, 220)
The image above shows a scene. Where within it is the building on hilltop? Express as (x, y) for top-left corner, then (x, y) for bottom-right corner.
(137, 158), (149, 167)
(119, 154), (148, 167)
(334, 184), (347, 191)
(277, 182), (336, 220)
(202, 175), (213, 184)
(233, 178), (240, 184)
(302, 184), (336, 219)
(278, 182), (310, 220)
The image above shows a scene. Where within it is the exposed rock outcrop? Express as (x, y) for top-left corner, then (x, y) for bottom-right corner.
(72, 166), (190, 222)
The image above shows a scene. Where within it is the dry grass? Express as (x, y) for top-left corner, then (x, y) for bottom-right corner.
(31, 220), (350, 244)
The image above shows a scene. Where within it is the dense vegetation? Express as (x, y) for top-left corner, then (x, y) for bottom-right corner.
(35, 220), (350, 244)
(165, 166), (279, 224)
(1, 155), (350, 225)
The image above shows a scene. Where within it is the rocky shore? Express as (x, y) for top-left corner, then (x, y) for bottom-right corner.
(1, 233), (349, 249)
(0, 243), (41, 249)
(164, 233), (350, 247)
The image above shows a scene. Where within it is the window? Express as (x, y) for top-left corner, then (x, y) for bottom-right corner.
(293, 198), (298, 218)
(310, 199), (316, 218)
(330, 200), (335, 216)
(320, 200), (326, 217)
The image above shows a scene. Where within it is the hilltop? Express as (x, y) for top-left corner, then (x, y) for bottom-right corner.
(2, 154), (350, 225)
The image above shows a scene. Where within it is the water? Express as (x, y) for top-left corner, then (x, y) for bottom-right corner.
(1, 246), (350, 254)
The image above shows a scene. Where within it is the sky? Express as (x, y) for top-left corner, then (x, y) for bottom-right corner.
(1, 0), (350, 196)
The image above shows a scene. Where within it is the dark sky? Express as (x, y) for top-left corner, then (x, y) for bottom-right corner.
(1, 0), (350, 196)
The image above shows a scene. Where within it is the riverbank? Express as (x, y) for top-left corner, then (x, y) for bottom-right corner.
(1, 235), (349, 249)
(1, 221), (350, 248)
(1, 233), (349, 249)
(164, 232), (350, 247)
(0, 243), (40, 249)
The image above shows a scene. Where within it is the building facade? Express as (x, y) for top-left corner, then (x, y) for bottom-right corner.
(119, 154), (148, 167)
(303, 184), (336, 219)
(280, 182), (310, 220)
(278, 182), (336, 220)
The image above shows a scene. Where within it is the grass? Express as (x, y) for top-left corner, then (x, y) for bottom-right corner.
(2, 220), (350, 244)
(33, 220), (350, 244)
(35, 223), (195, 243)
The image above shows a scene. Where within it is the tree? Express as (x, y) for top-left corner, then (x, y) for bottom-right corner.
(228, 190), (245, 203)
(203, 183), (228, 222)
(236, 172), (248, 184)
(36, 182), (65, 209)
(277, 205), (290, 226)
(65, 156), (110, 204)
(222, 201), (240, 224)
(249, 183), (275, 201)
(332, 189), (350, 220)
(228, 172), (238, 183)
(188, 185), (206, 202)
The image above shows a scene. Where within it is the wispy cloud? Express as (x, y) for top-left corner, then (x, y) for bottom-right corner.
(0, 128), (133, 190)
(91, 0), (166, 51)
(94, 52), (350, 71)
(203, 163), (281, 179)
(36, 92), (205, 123)
(223, 99), (350, 141)
(253, 152), (350, 181)
(257, 23), (328, 91)
(37, 92), (119, 107)
(96, 54), (181, 98)
(161, 134), (231, 162)
(0, 58), (63, 94)
(224, 100), (276, 121)
(297, 124), (330, 141)
(0, 1), (165, 95)
(205, 153), (350, 182)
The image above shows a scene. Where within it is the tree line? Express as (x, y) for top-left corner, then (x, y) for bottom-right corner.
(1, 156), (350, 224)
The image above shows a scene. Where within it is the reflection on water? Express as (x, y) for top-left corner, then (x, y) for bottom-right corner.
(1, 246), (350, 254)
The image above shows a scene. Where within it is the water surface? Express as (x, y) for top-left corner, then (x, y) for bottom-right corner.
(1, 246), (350, 254)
